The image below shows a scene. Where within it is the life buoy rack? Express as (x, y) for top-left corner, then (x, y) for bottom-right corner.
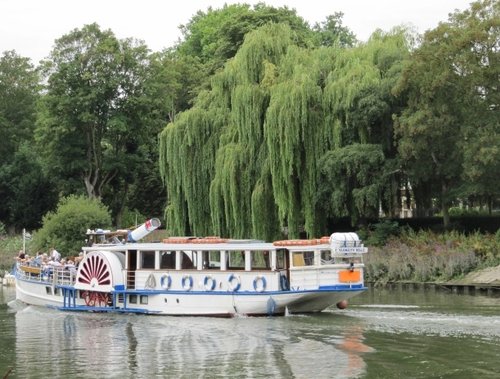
(203, 275), (216, 291)
(253, 276), (267, 292)
(162, 237), (192, 243)
(181, 275), (193, 291)
(319, 236), (330, 244)
(273, 239), (319, 246)
(160, 274), (172, 290)
(227, 274), (241, 292)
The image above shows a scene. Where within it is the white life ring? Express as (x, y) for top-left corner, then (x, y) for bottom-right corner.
(253, 275), (267, 292)
(227, 274), (241, 292)
(160, 274), (172, 290)
(203, 275), (216, 291)
(182, 275), (193, 291)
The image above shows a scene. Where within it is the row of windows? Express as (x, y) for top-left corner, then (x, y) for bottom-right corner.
(139, 250), (287, 270)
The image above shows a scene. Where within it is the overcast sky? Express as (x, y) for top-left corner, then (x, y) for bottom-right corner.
(1, 0), (473, 64)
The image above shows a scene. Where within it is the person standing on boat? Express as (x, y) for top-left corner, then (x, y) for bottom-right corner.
(50, 247), (61, 262)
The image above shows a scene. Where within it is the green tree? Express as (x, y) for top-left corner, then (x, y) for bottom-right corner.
(0, 144), (58, 231)
(394, 0), (499, 226)
(160, 23), (406, 238)
(312, 12), (357, 47)
(35, 24), (157, 223)
(317, 144), (386, 226)
(32, 195), (111, 254)
(0, 50), (39, 164)
(177, 3), (313, 77)
(0, 50), (45, 230)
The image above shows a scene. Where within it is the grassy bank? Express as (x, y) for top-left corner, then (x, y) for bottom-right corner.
(364, 229), (500, 284)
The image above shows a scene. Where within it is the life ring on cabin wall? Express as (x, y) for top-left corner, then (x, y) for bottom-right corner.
(253, 276), (267, 292)
(273, 239), (319, 246)
(181, 275), (193, 291)
(160, 274), (172, 290)
(203, 275), (216, 291)
(227, 274), (241, 292)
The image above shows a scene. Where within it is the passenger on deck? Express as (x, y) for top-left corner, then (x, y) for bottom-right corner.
(17, 250), (26, 261)
(75, 252), (84, 267)
(65, 260), (77, 275)
(50, 247), (61, 262)
(30, 253), (42, 267)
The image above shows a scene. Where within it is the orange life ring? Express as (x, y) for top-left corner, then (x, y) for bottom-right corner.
(273, 239), (319, 246)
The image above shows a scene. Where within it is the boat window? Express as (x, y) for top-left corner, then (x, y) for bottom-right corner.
(276, 250), (286, 269)
(228, 250), (245, 270)
(160, 251), (176, 269)
(129, 294), (138, 304)
(141, 251), (155, 269)
(140, 295), (148, 305)
(208, 251), (221, 268)
(321, 250), (334, 264)
(292, 251), (314, 267)
(251, 251), (270, 269)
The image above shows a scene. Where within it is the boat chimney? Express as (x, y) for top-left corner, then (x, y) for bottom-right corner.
(127, 218), (161, 242)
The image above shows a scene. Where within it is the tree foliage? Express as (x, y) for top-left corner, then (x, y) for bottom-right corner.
(160, 22), (408, 238)
(394, 0), (500, 225)
(34, 23), (165, 225)
(32, 195), (111, 254)
(0, 51), (39, 163)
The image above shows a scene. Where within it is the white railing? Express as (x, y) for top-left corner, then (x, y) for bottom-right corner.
(16, 264), (77, 286)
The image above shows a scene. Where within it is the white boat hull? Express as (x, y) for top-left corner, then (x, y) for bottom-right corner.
(16, 276), (364, 316)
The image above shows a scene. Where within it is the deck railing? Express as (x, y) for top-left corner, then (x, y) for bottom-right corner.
(16, 264), (77, 286)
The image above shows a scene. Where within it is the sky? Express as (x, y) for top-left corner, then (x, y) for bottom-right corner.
(1, 0), (474, 64)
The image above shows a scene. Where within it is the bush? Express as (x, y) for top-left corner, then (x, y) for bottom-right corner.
(363, 229), (500, 283)
(363, 220), (400, 246)
(32, 195), (112, 255)
(119, 208), (146, 229)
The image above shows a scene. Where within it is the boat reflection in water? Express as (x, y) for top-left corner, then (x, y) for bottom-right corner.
(14, 305), (370, 378)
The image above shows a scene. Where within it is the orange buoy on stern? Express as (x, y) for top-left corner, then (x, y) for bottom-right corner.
(336, 300), (348, 309)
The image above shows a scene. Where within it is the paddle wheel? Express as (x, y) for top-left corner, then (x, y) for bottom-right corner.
(82, 291), (112, 307)
(74, 251), (125, 305)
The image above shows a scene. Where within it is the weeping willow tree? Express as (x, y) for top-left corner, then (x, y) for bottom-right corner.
(209, 24), (292, 239)
(159, 92), (229, 236)
(159, 23), (410, 237)
(263, 46), (327, 237)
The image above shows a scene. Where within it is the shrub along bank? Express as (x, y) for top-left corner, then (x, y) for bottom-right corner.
(363, 229), (500, 284)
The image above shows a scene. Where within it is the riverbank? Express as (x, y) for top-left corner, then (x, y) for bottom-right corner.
(445, 264), (500, 287)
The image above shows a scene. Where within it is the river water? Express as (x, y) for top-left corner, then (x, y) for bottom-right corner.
(1, 285), (499, 378)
